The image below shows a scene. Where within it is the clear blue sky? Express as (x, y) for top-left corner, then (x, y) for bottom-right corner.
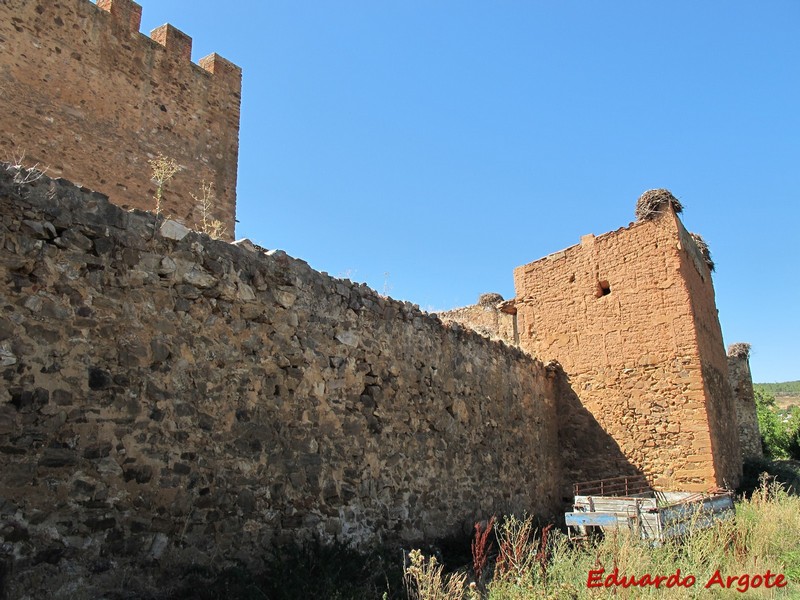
(132, 1), (799, 383)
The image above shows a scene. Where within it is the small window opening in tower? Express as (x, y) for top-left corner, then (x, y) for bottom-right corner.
(595, 280), (611, 298)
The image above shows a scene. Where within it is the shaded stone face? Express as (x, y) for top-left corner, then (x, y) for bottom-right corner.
(513, 209), (742, 492)
(0, 0), (241, 238)
(727, 352), (763, 461)
(0, 167), (562, 597)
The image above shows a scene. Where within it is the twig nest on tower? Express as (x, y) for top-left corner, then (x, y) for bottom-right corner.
(635, 189), (684, 221)
(727, 343), (752, 359)
(478, 292), (504, 307)
(689, 232), (715, 272)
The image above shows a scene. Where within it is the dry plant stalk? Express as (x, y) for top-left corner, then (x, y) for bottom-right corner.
(5, 149), (48, 186)
(494, 515), (536, 582)
(404, 549), (466, 600)
(471, 516), (495, 583)
(192, 180), (227, 239)
(149, 153), (179, 219)
(535, 523), (553, 585)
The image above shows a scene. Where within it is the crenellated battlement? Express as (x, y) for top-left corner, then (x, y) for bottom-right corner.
(199, 52), (244, 86)
(150, 23), (194, 63)
(97, 0), (143, 32)
(95, 0), (242, 85)
(92, 0), (242, 85)
(0, 0), (242, 238)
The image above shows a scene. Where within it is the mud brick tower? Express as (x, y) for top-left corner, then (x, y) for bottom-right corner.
(513, 194), (742, 491)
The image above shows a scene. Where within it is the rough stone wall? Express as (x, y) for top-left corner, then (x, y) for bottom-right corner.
(0, 166), (562, 598)
(0, 0), (241, 238)
(438, 294), (517, 345)
(727, 348), (763, 461)
(513, 208), (741, 492)
(548, 362), (643, 501)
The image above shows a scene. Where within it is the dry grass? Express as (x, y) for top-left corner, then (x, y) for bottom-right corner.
(405, 478), (800, 599)
(776, 396), (800, 411)
(4, 152), (48, 186)
(404, 549), (469, 600)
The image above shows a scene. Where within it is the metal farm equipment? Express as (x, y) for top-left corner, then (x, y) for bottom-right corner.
(565, 475), (735, 543)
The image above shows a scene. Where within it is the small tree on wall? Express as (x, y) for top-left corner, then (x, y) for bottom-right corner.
(149, 153), (179, 220)
(192, 180), (227, 239)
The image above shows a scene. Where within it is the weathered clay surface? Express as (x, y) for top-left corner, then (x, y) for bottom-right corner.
(0, 166), (562, 598)
(0, 0), (241, 238)
(513, 210), (742, 492)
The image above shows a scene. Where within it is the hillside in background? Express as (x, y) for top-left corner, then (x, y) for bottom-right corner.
(755, 380), (800, 396)
(755, 381), (800, 411)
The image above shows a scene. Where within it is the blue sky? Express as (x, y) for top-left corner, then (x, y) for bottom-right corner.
(132, 1), (799, 383)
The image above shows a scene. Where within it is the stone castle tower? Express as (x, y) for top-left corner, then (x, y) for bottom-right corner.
(0, 0), (241, 238)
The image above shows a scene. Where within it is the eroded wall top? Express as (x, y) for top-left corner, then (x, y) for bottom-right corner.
(437, 293), (517, 345)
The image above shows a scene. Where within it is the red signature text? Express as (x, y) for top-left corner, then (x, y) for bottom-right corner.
(587, 568), (695, 589)
(587, 567), (788, 592)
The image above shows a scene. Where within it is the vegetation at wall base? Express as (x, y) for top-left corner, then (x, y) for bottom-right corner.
(740, 458), (800, 496)
(405, 475), (800, 600)
(158, 470), (800, 600)
(755, 389), (800, 459)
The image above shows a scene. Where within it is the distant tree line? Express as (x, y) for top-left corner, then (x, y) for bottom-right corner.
(755, 381), (800, 397)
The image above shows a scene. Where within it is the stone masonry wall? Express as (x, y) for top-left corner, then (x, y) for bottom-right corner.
(548, 362), (644, 501)
(0, 165), (562, 598)
(727, 348), (763, 461)
(0, 0), (241, 238)
(513, 208), (741, 492)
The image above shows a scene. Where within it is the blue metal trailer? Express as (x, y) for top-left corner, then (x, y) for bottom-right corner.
(565, 476), (735, 543)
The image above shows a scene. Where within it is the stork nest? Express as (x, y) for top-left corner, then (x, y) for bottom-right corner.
(635, 189), (684, 221)
(478, 292), (504, 307)
(727, 343), (751, 359)
(689, 232), (715, 272)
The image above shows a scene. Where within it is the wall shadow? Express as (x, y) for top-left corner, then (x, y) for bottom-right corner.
(549, 364), (646, 505)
